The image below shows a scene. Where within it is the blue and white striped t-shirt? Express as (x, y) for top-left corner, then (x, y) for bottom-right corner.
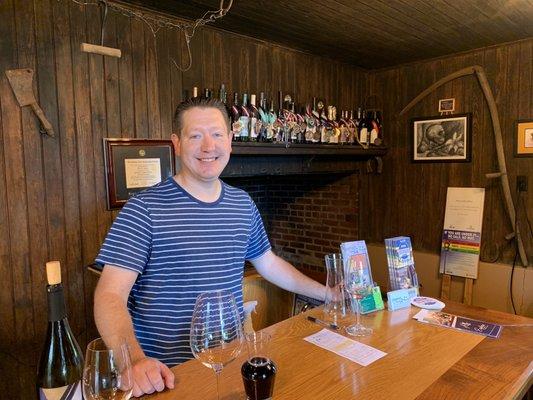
(95, 177), (271, 366)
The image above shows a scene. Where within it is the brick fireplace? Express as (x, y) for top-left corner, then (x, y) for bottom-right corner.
(225, 173), (360, 275)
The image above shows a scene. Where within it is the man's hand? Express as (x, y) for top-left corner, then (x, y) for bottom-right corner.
(131, 357), (175, 397)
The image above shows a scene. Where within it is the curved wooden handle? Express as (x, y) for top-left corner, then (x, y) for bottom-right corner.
(30, 102), (54, 137)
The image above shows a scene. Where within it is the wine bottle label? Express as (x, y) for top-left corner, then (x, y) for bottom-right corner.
(360, 127), (368, 143)
(39, 381), (82, 400)
(232, 121), (242, 137)
(370, 128), (378, 144)
(250, 117), (258, 138)
(239, 116), (250, 137)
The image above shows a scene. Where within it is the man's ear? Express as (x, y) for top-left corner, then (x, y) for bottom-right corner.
(171, 133), (181, 156)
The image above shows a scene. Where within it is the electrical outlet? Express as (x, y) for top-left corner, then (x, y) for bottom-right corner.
(517, 175), (528, 192)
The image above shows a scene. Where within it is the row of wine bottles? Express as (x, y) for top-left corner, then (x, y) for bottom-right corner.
(189, 85), (384, 146)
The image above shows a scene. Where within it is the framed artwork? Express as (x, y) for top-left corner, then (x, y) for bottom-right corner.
(412, 113), (472, 162)
(103, 138), (176, 209)
(515, 119), (533, 157)
(438, 98), (455, 113)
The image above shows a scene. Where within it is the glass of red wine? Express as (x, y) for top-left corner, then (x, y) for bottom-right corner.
(241, 332), (277, 400)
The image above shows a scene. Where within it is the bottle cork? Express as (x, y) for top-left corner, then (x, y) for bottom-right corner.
(46, 261), (62, 285)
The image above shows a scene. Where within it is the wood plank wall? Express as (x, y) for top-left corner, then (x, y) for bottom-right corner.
(0, 1), (367, 397)
(360, 38), (533, 266)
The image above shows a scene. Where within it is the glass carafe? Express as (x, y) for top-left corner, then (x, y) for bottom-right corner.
(323, 253), (347, 325)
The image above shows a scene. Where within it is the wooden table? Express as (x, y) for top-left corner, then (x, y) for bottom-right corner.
(143, 301), (533, 400)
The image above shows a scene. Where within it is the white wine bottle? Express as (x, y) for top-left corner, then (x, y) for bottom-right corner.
(37, 261), (83, 399)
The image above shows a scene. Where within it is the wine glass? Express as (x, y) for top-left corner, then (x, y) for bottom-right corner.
(345, 259), (374, 336)
(190, 290), (244, 400)
(83, 337), (133, 400)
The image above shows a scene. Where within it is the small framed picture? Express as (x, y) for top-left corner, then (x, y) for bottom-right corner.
(438, 98), (455, 113)
(103, 138), (176, 209)
(412, 114), (472, 162)
(515, 119), (533, 157)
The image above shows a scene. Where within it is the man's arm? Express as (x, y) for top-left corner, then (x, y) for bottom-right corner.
(250, 250), (326, 301)
(94, 265), (175, 397)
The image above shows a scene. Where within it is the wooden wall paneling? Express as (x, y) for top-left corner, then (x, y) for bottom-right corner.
(3, 1), (36, 396)
(490, 45), (514, 262)
(180, 27), (203, 99)
(481, 47), (499, 262)
(13, 2), (44, 397)
(156, 28), (173, 137)
(201, 29), (215, 94)
(51, 0), (86, 345)
(69, 0), (99, 347)
(270, 46), (282, 104)
(282, 48), (296, 103)
(210, 30), (223, 94)
(86, 4), (112, 250)
(294, 51), (312, 108)
(145, 28), (161, 138)
(103, 10), (121, 139)
(168, 28), (182, 118)
(237, 36), (253, 94)
(219, 34), (237, 94)
(34, 0), (68, 361)
(245, 39), (258, 95)
(0, 1), (19, 396)
(131, 18), (149, 138)
(254, 42), (271, 101)
(116, 14), (135, 137)
(516, 40), (532, 262)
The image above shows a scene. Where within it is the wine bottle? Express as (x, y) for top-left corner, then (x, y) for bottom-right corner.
(369, 111), (379, 145)
(37, 261), (84, 400)
(359, 109), (370, 145)
(239, 93), (250, 142)
(249, 94), (259, 142)
(231, 92), (242, 142)
(192, 86), (199, 99)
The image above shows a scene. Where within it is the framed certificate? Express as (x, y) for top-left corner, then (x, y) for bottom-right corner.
(103, 138), (176, 209)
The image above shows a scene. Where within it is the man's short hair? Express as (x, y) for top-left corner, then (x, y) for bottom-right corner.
(172, 97), (230, 136)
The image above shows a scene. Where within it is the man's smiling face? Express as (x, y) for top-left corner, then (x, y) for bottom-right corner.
(171, 107), (232, 184)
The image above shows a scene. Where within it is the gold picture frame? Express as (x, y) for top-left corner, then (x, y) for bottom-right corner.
(515, 119), (533, 157)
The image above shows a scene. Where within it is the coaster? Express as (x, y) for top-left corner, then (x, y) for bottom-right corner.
(411, 296), (445, 310)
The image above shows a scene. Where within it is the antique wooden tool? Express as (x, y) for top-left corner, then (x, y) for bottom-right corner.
(400, 65), (528, 268)
(5, 68), (55, 137)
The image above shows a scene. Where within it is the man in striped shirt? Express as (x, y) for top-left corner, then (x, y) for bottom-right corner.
(94, 97), (327, 397)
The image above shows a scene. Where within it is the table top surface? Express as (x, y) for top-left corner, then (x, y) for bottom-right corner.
(141, 301), (533, 400)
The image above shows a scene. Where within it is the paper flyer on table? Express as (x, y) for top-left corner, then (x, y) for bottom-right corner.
(304, 329), (387, 366)
(439, 187), (485, 279)
(413, 309), (502, 338)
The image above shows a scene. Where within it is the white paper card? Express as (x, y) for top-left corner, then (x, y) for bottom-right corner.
(304, 329), (387, 366)
(124, 158), (162, 189)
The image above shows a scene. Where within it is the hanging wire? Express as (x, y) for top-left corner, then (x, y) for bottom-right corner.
(62, 0), (233, 71)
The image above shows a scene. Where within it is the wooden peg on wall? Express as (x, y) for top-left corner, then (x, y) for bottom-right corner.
(80, 43), (121, 58)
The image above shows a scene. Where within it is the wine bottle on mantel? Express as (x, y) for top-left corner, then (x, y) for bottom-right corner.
(37, 261), (84, 400)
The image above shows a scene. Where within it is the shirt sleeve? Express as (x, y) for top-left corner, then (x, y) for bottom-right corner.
(245, 198), (271, 260)
(95, 196), (153, 274)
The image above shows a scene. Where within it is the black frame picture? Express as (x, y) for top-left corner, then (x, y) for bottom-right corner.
(103, 138), (176, 209)
(412, 113), (472, 163)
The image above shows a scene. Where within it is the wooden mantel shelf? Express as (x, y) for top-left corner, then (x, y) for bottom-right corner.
(222, 143), (387, 177)
(231, 142), (387, 157)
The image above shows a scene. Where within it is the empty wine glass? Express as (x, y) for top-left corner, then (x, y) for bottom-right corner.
(345, 259), (374, 336)
(83, 337), (133, 400)
(190, 290), (244, 400)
